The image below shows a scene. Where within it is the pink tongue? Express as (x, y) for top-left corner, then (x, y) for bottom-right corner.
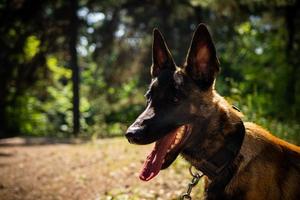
(139, 129), (178, 181)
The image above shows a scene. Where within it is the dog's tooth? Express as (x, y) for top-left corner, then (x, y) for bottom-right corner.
(181, 127), (185, 133)
(180, 126), (184, 132)
(178, 130), (183, 136)
(175, 126), (185, 142)
(178, 131), (183, 138)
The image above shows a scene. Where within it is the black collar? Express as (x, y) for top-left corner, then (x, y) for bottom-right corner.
(197, 120), (245, 181)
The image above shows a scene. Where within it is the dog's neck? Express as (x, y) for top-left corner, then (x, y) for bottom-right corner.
(182, 91), (245, 192)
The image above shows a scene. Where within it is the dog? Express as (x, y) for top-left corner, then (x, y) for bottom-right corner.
(125, 24), (300, 200)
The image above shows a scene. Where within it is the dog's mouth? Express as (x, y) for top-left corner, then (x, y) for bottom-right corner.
(139, 124), (192, 181)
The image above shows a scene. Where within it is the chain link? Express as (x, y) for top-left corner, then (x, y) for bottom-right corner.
(180, 166), (203, 200)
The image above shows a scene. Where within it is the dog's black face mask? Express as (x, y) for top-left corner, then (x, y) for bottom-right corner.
(126, 69), (196, 181)
(127, 69), (192, 144)
(125, 24), (219, 181)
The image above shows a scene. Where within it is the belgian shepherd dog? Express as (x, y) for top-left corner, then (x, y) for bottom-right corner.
(125, 24), (300, 200)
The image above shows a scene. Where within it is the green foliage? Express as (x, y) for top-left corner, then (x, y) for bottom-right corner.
(81, 60), (145, 138)
(6, 94), (48, 136)
(24, 36), (40, 61)
(222, 78), (300, 144)
(1, 0), (299, 144)
(216, 15), (299, 144)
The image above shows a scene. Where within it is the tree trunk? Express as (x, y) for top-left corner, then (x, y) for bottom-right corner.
(0, 78), (7, 138)
(69, 0), (80, 136)
(284, 2), (300, 117)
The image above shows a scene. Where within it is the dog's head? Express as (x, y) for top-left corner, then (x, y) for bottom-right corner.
(126, 24), (220, 181)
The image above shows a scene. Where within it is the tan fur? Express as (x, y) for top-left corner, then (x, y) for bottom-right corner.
(196, 90), (300, 199)
(223, 122), (300, 200)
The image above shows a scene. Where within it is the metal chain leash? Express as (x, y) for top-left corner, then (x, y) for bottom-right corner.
(180, 166), (204, 200)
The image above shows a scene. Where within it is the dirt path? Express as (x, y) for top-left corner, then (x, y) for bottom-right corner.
(0, 137), (204, 200)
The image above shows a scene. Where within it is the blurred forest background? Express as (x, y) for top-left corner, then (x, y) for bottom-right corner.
(0, 0), (299, 144)
(0, 0), (300, 199)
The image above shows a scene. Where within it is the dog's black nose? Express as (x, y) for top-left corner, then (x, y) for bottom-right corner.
(125, 127), (145, 144)
(125, 131), (136, 144)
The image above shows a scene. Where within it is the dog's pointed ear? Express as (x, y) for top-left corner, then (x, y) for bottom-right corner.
(185, 24), (219, 89)
(151, 28), (176, 77)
